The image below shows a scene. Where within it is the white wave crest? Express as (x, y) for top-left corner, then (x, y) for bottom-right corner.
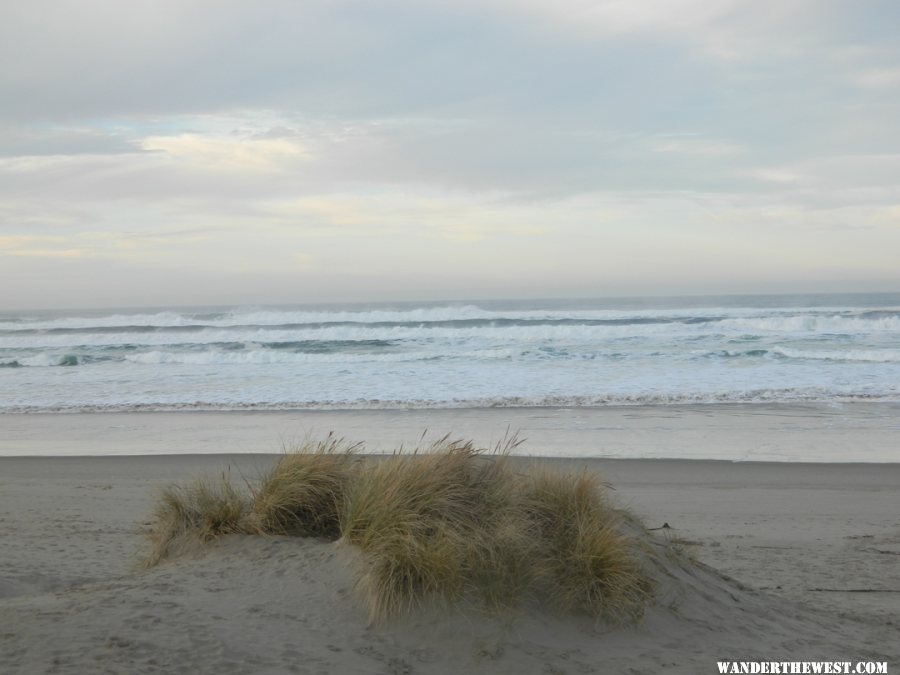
(17, 353), (76, 367)
(120, 346), (534, 365)
(4, 388), (900, 414)
(0, 321), (889, 354)
(720, 315), (900, 334)
(4, 303), (897, 332)
(0, 311), (194, 331)
(772, 347), (900, 363)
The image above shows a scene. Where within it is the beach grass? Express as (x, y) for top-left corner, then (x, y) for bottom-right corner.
(143, 472), (248, 567)
(338, 436), (533, 619)
(141, 436), (653, 624)
(246, 434), (361, 538)
(524, 469), (653, 623)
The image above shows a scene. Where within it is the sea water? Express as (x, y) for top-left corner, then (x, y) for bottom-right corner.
(1, 293), (899, 413)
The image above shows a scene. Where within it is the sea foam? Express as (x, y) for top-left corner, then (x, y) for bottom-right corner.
(2, 296), (899, 412)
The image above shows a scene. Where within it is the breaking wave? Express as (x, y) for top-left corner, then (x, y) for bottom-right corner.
(2, 295), (900, 411)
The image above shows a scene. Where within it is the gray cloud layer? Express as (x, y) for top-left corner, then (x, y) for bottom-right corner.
(2, 1), (899, 307)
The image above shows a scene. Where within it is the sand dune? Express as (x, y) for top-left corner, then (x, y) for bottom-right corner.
(1, 455), (897, 674)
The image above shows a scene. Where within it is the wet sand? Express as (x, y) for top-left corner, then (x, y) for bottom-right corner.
(1, 402), (898, 461)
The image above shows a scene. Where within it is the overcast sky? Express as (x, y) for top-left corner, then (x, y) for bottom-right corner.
(2, 0), (900, 309)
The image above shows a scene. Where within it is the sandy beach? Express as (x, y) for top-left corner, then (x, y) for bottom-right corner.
(2, 403), (899, 462)
(1, 430), (897, 673)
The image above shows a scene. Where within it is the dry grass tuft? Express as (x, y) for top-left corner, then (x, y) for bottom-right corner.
(141, 433), (653, 625)
(524, 470), (654, 623)
(247, 434), (360, 538)
(142, 472), (248, 568)
(339, 438), (504, 619)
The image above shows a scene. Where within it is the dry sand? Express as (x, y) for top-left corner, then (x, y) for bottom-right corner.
(1, 451), (897, 674)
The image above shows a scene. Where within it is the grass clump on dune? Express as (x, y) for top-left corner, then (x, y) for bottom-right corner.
(141, 435), (654, 625)
(524, 470), (653, 624)
(143, 472), (248, 568)
(246, 434), (360, 538)
(339, 436), (531, 619)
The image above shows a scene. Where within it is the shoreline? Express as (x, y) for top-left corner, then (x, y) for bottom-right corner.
(1, 401), (898, 461)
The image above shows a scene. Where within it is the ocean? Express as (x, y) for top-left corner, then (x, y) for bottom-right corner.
(1, 293), (900, 413)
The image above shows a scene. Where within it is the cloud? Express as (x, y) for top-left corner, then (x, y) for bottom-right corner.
(652, 137), (744, 157)
(0, 234), (88, 258)
(142, 133), (311, 171)
(746, 155), (900, 199)
(0, 125), (135, 157)
(3, 248), (87, 258)
(456, 0), (846, 63)
(854, 67), (900, 89)
(265, 191), (554, 243)
(1, 1), (900, 305)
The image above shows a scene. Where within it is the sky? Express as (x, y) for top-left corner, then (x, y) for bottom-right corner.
(2, 0), (900, 309)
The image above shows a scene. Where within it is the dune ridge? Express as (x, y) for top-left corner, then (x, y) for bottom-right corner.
(142, 435), (653, 625)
